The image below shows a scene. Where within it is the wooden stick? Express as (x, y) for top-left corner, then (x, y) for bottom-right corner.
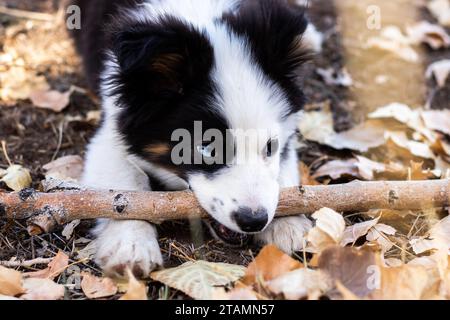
(0, 179), (449, 235)
(0, 5), (54, 21)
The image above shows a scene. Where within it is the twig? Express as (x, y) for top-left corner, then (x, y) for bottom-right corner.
(0, 179), (449, 236)
(0, 5), (54, 21)
(0, 257), (52, 268)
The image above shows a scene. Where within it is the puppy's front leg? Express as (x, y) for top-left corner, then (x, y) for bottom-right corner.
(82, 131), (163, 278)
(254, 142), (312, 253)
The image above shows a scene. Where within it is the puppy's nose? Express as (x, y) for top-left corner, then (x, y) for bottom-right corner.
(232, 207), (268, 233)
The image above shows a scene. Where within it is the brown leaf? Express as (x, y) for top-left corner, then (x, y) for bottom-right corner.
(81, 272), (118, 299)
(318, 246), (378, 298)
(21, 278), (65, 300)
(25, 251), (69, 280)
(407, 21), (450, 49)
(313, 159), (359, 180)
(242, 245), (302, 286)
(266, 268), (332, 300)
(341, 217), (380, 246)
(298, 103), (334, 144)
(29, 88), (73, 112)
(299, 162), (320, 185)
(43, 155), (84, 182)
(370, 265), (429, 300)
(0, 266), (25, 297)
(427, 0), (450, 27)
(120, 269), (148, 300)
(306, 208), (346, 253)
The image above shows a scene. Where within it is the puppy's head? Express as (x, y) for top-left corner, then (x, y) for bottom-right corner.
(108, 0), (310, 234)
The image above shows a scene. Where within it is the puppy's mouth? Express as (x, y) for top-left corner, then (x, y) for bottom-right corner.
(204, 219), (250, 247)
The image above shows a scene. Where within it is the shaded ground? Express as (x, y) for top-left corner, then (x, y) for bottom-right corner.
(0, 0), (449, 300)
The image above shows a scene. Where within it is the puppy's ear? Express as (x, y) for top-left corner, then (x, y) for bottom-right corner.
(112, 17), (214, 94)
(224, 0), (312, 81)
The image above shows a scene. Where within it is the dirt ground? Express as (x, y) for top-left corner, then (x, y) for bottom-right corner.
(0, 0), (449, 300)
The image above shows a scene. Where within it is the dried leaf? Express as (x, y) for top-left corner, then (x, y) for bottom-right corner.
(152, 261), (245, 300)
(299, 162), (320, 185)
(369, 265), (429, 300)
(43, 155), (84, 182)
(313, 159), (359, 180)
(120, 269), (148, 300)
(61, 220), (80, 240)
(29, 88), (73, 112)
(81, 272), (118, 299)
(0, 165), (32, 191)
(427, 0), (450, 27)
(385, 131), (435, 160)
(298, 104), (334, 144)
(407, 21), (450, 49)
(426, 59), (450, 88)
(307, 208), (346, 253)
(325, 121), (386, 152)
(422, 109), (450, 136)
(21, 278), (65, 300)
(318, 246), (378, 298)
(366, 224), (397, 252)
(242, 245), (302, 286)
(367, 26), (419, 62)
(266, 268), (332, 300)
(341, 217), (380, 246)
(0, 266), (25, 297)
(0, 66), (49, 102)
(25, 251), (69, 280)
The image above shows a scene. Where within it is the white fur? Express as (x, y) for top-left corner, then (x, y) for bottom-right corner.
(83, 0), (314, 276)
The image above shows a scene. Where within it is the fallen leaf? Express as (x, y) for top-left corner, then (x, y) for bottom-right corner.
(61, 220), (80, 240)
(242, 245), (302, 286)
(299, 162), (320, 185)
(422, 109), (450, 136)
(76, 240), (96, 261)
(0, 266), (25, 296)
(407, 21), (450, 49)
(298, 103), (334, 144)
(43, 155), (84, 182)
(266, 268), (332, 300)
(427, 0), (450, 27)
(21, 278), (65, 300)
(426, 59), (450, 88)
(152, 261), (245, 300)
(341, 217), (380, 246)
(307, 208), (346, 253)
(385, 131), (436, 160)
(81, 272), (118, 299)
(325, 121), (386, 152)
(370, 264), (429, 300)
(29, 88), (73, 112)
(313, 159), (359, 180)
(25, 251), (69, 280)
(367, 26), (419, 62)
(366, 224), (397, 252)
(0, 165), (32, 191)
(120, 269), (148, 300)
(318, 246), (378, 298)
(354, 156), (388, 180)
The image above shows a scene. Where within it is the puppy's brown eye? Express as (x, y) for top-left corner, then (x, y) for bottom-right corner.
(265, 138), (279, 158)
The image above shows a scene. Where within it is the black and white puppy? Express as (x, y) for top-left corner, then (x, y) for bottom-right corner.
(73, 0), (320, 277)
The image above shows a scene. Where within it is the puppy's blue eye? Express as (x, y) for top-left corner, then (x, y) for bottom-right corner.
(265, 138), (279, 158)
(196, 143), (215, 158)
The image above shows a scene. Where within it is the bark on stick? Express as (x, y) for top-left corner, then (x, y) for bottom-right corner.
(0, 179), (449, 234)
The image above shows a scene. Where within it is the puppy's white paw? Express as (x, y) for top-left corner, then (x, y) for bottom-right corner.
(94, 220), (163, 278)
(254, 215), (313, 254)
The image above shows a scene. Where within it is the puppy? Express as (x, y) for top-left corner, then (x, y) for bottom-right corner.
(72, 0), (318, 277)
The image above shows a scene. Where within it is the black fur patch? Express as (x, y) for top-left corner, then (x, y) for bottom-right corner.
(106, 15), (231, 177)
(223, 0), (311, 115)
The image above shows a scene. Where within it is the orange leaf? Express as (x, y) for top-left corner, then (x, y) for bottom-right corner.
(241, 245), (302, 286)
(25, 251), (69, 280)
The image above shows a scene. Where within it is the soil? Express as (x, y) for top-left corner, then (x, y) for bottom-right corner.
(0, 0), (449, 300)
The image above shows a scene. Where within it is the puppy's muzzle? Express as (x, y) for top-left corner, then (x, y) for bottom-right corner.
(232, 206), (268, 233)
